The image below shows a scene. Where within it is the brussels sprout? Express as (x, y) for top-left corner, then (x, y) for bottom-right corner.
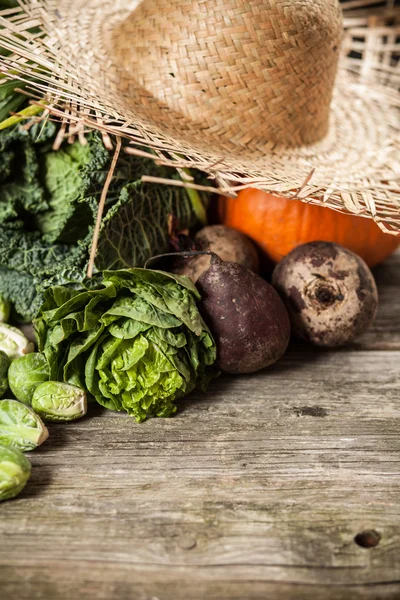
(0, 351), (10, 398)
(0, 444), (31, 501)
(0, 400), (49, 451)
(0, 323), (34, 360)
(32, 382), (87, 422)
(8, 353), (50, 406)
(0, 296), (11, 323)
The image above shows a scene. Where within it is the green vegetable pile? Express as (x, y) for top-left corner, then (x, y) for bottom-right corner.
(35, 268), (217, 422)
(0, 115), (212, 502)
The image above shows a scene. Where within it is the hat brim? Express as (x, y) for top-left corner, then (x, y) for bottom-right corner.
(1, 0), (399, 232)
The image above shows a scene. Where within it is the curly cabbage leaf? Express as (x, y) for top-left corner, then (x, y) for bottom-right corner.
(96, 181), (198, 271)
(0, 125), (204, 320)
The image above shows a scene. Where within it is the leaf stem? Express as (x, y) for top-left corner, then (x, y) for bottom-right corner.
(87, 137), (122, 278)
(181, 168), (207, 225)
(0, 102), (45, 130)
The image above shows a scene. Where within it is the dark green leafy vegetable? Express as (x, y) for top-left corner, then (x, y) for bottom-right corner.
(0, 125), (206, 320)
(0, 323), (34, 359)
(8, 353), (50, 405)
(0, 399), (48, 451)
(96, 181), (200, 271)
(0, 443), (31, 501)
(32, 381), (87, 422)
(0, 350), (10, 397)
(35, 269), (217, 422)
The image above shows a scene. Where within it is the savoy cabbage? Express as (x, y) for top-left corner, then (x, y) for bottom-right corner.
(0, 124), (202, 320)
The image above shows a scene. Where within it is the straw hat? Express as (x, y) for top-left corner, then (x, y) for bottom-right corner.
(0, 0), (399, 231)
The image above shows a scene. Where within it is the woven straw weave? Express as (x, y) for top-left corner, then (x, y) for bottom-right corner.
(110, 0), (342, 150)
(0, 0), (399, 233)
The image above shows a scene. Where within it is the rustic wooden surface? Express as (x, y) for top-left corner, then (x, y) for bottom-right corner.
(1, 251), (399, 600)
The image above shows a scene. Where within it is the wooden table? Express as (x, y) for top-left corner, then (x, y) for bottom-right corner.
(1, 252), (399, 600)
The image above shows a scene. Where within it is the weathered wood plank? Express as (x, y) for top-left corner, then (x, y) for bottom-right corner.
(1, 565), (400, 600)
(1, 347), (399, 599)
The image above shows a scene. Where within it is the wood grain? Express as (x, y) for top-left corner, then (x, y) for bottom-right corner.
(1, 252), (399, 600)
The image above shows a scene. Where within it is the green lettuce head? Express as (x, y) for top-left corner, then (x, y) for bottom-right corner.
(35, 269), (217, 422)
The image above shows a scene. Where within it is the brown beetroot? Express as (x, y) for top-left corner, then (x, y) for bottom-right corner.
(172, 225), (259, 283)
(197, 255), (290, 374)
(272, 241), (378, 347)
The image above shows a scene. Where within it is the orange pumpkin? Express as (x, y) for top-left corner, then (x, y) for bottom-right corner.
(218, 190), (400, 268)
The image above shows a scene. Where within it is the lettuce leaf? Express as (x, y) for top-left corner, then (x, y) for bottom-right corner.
(35, 269), (218, 421)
